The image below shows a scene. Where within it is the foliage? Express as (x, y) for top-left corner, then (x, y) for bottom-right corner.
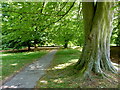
(1, 2), (84, 49)
(111, 2), (120, 46)
(2, 2), (49, 49)
(1, 2), (119, 48)
(49, 18), (84, 47)
(47, 3), (84, 47)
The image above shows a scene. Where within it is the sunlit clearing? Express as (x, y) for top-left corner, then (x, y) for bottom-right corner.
(23, 52), (34, 55)
(0, 54), (12, 56)
(53, 78), (63, 83)
(69, 59), (78, 63)
(10, 63), (18, 66)
(40, 80), (48, 84)
(71, 46), (82, 51)
(52, 59), (78, 70)
(71, 46), (78, 49)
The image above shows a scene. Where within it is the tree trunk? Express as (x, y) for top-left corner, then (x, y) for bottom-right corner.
(28, 44), (31, 51)
(75, 2), (117, 77)
(34, 44), (38, 49)
(64, 40), (68, 48)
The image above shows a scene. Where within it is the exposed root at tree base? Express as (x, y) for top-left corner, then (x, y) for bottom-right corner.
(77, 72), (119, 88)
(35, 65), (119, 88)
(73, 69), (119, 88)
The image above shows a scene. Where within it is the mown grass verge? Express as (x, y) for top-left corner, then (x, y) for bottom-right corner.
(1, 51), (47, 80)
(35, 49), (119, 88)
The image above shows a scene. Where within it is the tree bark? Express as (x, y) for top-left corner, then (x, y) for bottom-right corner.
(28, 44), (31, 51)
(64, 42), (68, 48)
(75, 2), (117, 77)
(64, 40), (68, 48)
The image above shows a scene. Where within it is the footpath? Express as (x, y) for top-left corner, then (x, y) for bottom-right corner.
(1, 50), (57, 88)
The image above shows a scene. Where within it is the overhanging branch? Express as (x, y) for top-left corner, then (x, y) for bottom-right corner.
(40, 2), (45, 13)
(56, 2), (68, 15)
(2, 2), (75, 17)
(41, 1), (76, 31)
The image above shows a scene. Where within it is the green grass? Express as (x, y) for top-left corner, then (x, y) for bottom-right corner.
(0, 48), (2, 50)
(35, 49), (118, 88)
(1, 51), (47, 80)
(36, 49), (81, 88)
(51, 49), (80, 66)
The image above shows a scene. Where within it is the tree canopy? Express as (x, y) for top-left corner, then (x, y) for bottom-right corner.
(1, 2), (85, 49)
(1, 2), (119, 50)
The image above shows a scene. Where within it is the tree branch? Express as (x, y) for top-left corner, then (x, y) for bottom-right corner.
(2, 2), (75, 17)
(2, 9), (60, 17)
(41, 1), (76, 31)
(56, 2), (68, 15)
(40, 2), (45, 13)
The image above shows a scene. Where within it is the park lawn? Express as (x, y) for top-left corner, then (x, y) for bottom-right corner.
(36, 49), (119, 88)
(1, 51), (47, 80)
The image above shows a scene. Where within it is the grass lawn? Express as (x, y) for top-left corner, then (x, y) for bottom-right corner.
(35, 49), (119, 88)
(1, 51), (47, 80)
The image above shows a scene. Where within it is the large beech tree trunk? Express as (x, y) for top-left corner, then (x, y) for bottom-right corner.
(75, 2), (117, 77)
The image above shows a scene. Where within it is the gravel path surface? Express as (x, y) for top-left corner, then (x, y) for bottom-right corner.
(1, 50), (57, 89)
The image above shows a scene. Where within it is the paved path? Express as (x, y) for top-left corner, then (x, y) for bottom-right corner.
(1, 50), (57, 88)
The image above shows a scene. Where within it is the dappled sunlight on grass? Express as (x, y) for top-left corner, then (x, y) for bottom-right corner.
(36, 49), (81, 88)
(36, 49), (119, 88)
(0, 54), (12, 56)
(53, 78), (63, 83)
(51, 59), (78, 70)
(23, 52), (35, 55)
(71, 46), (83, 51)
(10, 63), (18, 66)
(40, 80), (48, 84)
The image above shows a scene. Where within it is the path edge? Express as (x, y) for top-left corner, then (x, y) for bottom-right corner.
(0, 52), (49, 86)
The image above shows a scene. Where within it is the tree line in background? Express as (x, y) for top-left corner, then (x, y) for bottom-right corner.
(1, 2), (119, 50)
